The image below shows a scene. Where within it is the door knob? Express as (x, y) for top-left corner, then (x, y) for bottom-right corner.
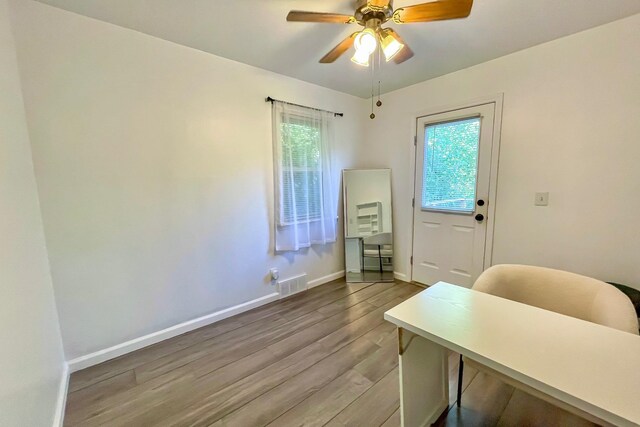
(477, 199), (485, 206)
(475, 214), (484, 222)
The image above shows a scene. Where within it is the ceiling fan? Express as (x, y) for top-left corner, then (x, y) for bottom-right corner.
(287, 0), (473, 66)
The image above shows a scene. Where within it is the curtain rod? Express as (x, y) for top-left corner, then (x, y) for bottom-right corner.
(265, 96), (344, 117)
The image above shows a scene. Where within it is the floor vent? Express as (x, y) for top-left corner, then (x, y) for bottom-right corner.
(278, 274), (308, 298)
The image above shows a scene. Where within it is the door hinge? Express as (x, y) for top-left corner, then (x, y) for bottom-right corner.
(412, 198), (415, 208)
(413, 135), (417, 146)
(410, 256), (413, 265)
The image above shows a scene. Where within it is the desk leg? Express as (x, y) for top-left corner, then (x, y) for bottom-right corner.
(398, 328), (449, 427)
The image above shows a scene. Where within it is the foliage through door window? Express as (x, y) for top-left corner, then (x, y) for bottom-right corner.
(422, 117), (481, 212)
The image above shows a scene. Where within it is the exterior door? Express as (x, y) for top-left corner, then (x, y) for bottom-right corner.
(412, 103), (496, 287)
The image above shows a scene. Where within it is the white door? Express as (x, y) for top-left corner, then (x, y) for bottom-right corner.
(412, 103), (496, 287)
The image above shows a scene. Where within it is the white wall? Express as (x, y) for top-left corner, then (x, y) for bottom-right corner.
(0, 0), (66, 424)
(363, 14), (640, 288)
(11, 0), (367, 361)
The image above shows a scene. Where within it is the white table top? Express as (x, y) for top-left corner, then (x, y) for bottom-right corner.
(384, 282), (640, 427)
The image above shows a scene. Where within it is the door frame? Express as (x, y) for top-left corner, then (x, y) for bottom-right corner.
(406, 94), (503, 283)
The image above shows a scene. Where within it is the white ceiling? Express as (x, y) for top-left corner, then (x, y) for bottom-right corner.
(34, 0), (640, 98)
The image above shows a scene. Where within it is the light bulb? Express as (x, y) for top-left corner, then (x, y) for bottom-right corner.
(351, 49), (370, 66)
(354, 28), (378, 55)
(380, 29), (404, 62)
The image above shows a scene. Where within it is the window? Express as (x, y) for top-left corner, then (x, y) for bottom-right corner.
(280, 116), (322, 224)
(422, 117), (481, 213)
(271, 101), (337, 251)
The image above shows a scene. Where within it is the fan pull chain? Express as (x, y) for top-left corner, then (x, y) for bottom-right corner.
(376, 46), (382, 108)
(370, 94), (375, 119)
(370, 49), (375, 119)
(376, 47), (382, 108)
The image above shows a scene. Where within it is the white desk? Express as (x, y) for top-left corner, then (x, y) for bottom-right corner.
(384, 282), (640, 427)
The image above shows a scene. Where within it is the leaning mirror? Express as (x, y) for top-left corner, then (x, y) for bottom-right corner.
(343, 169), (393, 283)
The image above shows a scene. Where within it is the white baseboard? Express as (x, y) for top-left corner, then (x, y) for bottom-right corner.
(52, 363), (69, 427)
(394, 271), (408, 282)
(66, 271), (345, 373)
(67, 292), (279, 372)
(308, 270), (345, 289)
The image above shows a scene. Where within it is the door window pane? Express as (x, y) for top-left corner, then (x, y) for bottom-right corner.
(422, 117), (480, 212)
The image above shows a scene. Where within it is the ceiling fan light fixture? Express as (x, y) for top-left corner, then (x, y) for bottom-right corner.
(351, 49), (370, 66)
(354, 28), (378, 55)
(380, 29), (404, 61)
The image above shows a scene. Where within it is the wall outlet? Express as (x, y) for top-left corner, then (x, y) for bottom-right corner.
(269, 268), (279, 281)
(535, 192), (549, 206)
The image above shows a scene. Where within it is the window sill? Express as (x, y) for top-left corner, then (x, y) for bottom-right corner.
(278, 218), (322, 227)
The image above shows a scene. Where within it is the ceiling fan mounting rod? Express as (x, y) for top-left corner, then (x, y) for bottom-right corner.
(354, 0), (394, 25)
(364, 18), (383, 30)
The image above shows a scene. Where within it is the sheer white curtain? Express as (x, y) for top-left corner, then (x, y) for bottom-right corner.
(272, 101), (337, 251)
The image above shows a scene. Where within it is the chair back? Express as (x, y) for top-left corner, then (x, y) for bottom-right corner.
(362, 232), (392, 245)
(473, 264), (639, 335)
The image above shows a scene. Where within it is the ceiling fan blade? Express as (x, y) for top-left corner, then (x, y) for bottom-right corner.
(393, 44), (414, 64)
(287, 11), (355, 24)
(319, 33), (358, 63)
(393, 0), (473, 24)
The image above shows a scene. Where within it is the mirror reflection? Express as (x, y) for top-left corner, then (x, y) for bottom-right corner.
(343, 169), (393, 282)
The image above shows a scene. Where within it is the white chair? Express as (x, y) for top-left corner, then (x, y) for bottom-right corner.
(361, 232), (393, 272)
(457, 264), (639, 424)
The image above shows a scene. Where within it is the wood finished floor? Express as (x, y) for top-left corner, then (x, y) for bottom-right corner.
(64, 279), (598, 427)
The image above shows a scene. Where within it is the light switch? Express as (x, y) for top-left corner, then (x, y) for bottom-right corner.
(535, 192), (549, 206)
